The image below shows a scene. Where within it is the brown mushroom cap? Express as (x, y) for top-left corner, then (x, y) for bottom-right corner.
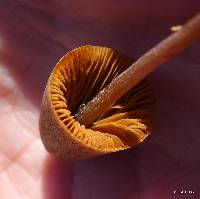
(39, 45), (156, 160)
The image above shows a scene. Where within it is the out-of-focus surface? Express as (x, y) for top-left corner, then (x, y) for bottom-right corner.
(0, 0), (200, 199)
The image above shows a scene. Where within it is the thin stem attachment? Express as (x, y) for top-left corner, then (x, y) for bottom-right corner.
(75, 14), (200, 126)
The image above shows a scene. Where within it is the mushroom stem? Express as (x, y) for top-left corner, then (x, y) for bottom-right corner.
(75, 14), (200, 126)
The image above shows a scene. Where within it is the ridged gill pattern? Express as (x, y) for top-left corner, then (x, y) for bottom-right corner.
(49, 45), (156, 152)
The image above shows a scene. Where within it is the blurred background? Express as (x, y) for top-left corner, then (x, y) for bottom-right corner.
(0, 1), (200, 199)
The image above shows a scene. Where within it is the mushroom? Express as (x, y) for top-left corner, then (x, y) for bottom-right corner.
(39, 45), (156, 160)
(39, 14), (200, 160)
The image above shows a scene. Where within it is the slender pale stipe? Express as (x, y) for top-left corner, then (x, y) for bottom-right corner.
(75, 14), (200, 126)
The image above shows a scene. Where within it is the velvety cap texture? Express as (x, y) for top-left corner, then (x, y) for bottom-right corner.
(39, 45), (156, 160)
